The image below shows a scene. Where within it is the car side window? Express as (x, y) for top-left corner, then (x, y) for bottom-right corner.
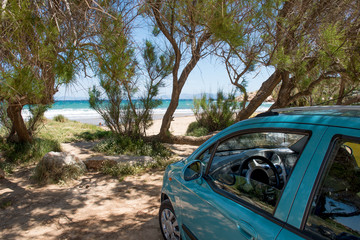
(198, 145), (214, 164)
(305, 140), (360, 239)
(207, 131), (308, 215)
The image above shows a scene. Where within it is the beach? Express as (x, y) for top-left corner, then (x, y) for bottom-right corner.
(146, 115), (196, 136)
(21, 100), (272, 129)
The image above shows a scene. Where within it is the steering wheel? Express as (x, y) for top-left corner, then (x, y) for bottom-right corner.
(239, 155), (281, 189)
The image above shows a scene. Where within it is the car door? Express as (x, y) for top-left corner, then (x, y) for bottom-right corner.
(276, 127), (360, 239)
(178, 123), (327, 240)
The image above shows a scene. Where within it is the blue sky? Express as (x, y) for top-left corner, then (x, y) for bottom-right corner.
(55, 57), (273, 100)
(55, 18), (274, 100)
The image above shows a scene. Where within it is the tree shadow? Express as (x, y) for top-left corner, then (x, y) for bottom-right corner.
(0, 168), (164, 239)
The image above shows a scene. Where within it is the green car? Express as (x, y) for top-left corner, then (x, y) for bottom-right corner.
(159, 106), (360, 240)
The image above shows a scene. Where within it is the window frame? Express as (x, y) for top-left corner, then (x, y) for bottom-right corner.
(199, 127), (311, 221)
(300, 134), (360, 238)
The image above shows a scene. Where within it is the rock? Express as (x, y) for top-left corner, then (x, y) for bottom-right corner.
(84, 158), (117, 171)
(84, 155), (156, 171)
(41, 152), (87, 171)
(34, 152), (87, 182)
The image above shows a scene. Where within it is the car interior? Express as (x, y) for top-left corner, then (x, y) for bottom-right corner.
(206, 134), (309, 210)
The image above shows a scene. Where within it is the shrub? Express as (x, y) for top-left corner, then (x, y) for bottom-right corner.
(27, 104), (51, 134)
(32, 160), (85, 184)
(0, 161), (14, 175)
(0, 101), (12, 138)
(0, 138), (61, 164)
(101, 162), (141, 180)
(186, 122), (209, 137)
(101, 157), (177, 181)
(89, 40), (172, 137)
(94, 135), (172, 160)
(192, 90), (238, 133)
(53, 114), (68, 122)
(74, 130), (111, 141)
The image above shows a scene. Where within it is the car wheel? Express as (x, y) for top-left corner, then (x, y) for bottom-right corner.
(159, 199), (181, 240)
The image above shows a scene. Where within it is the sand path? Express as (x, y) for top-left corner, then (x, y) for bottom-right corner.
(0, 142), (198, 239)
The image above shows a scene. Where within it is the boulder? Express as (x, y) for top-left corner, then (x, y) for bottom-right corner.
(34, 152), (86, 183)
(41, 152), (86, 171)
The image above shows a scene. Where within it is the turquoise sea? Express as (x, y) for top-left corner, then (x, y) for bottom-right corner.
(22, 99), (273, 125)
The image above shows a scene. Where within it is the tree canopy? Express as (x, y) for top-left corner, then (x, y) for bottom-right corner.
(1, 0), (360, 143)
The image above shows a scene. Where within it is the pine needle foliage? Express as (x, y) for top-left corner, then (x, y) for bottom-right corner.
(192, 90), (238, 133)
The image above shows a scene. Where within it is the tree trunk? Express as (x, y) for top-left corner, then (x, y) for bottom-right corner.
(336, 76), (346, 105)
(158, 88), (180, 140)
(7, 104), (32, 143)
(236, 70), (281, 121)
(270, 71), (293, 109)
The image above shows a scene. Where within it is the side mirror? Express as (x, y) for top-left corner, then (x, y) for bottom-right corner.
(182, 160), (203, 181)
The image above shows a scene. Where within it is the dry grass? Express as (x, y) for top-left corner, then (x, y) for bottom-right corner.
(37, 119), (109, 143)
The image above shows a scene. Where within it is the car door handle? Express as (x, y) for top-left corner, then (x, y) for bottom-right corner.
(237, 220), (257, 240)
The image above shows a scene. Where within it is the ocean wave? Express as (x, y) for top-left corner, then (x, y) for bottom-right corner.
(22, 108), (195, 121)
(21, 104), (270, 123)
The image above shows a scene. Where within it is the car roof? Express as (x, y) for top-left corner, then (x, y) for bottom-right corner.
(234, 106), (360, 130)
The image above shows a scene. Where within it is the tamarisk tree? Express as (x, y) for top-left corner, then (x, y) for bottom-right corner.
(0, 0), (105, 142)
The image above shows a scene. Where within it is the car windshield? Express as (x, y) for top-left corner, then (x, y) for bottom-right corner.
(216, 132), (305, 153)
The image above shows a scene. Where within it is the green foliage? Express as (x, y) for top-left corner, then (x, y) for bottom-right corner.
(0, 0), (99, 143)
(0, 119), (108, 177)
(0, 161), (14, 175)
(0, 139), (61, 164)
(137, 40), (174, 134)
(89, 9), (138, 136)
(94, 135), (172, 161)
(74, 130), (111, 142)
(101, 158), (177, 181)
(53, 115), (68, 123)
(192, 90), (238, 133)
(0, 101), (12, 137)
(270, 1), (360, 107)
(1, 103), (50, 140)
(90, 22), (172, 137)
(186, 122), (209, 137)
(101, 162), (140, 180)
(0, 1), (81, 104)
(27, 104), (51, 135)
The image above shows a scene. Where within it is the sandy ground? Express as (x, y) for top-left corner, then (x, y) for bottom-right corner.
(0, 169), (165, 240)
(98, 115), (196, 136)
(146, 115), (196, 136)
(0, 116), (199, 240)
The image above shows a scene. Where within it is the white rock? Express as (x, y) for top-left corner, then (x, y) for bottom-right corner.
(40, 151), (86, 172)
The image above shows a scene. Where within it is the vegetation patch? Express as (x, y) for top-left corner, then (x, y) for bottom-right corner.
(94, 135), (172, 160)
(186, 90), (238, 137)
(101, 158), (176, 181)
(0, 138), (61, 164)
(0, 120), (107, 176)
(186, 121), (210, 137)
(53, 114), (68, 122)
(37, 120), (108, 143)
(32, 161), (85, 184)
(0, 161), (14, 175)
(0, 200), (12, 210)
